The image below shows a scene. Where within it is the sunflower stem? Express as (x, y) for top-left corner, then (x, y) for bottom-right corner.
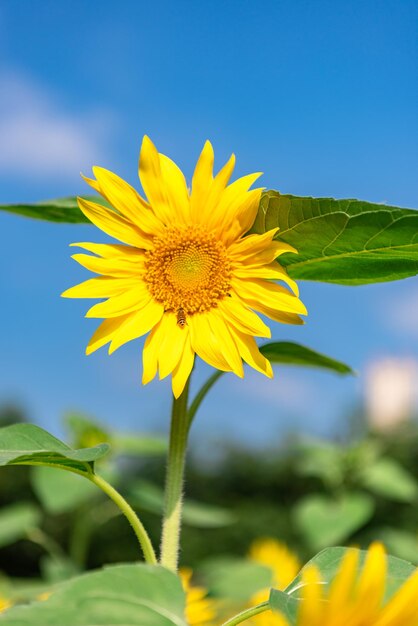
(220, 602), (271, 626)
(160, 378), (191, 571)
(88, 473), (157, 565)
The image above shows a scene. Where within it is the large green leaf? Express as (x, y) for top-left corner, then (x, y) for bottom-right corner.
(293, 492), (374, 551)
(0, 424), (109, 475)
(360, 458), (418, 503)
(252, 192), (418, 284)
(0, 503), (41, 548)
(269, 589), (299, 624)
(260, 342), (353, 375)
(1, 564), (186, 625)
(0, 196), (108, 224)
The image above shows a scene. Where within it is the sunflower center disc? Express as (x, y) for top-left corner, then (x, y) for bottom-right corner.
(144, 225), (231, 314)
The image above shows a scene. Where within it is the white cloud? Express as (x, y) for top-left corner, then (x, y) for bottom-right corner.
(0, 70), (114, 179)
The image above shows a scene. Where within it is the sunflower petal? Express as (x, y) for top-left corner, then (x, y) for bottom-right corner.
(62, 277), (136, 299)
(172, 335), (195, 399)
(108, 300), (164, 354)
(78, 197), (152, 249)
(88, 167), (163, 234)
(229, 328), (273, 377)
(85, 284), (151, 318)
(86, 316), (130, 355)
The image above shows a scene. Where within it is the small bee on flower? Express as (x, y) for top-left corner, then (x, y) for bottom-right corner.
(176, 307), (187, 329)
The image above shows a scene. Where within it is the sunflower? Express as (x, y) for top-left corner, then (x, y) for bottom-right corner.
(62, 137), (306, 397)
(248, 539), (301, 625)
(179, 568), (217, 626)
(272, 543), (418, 626)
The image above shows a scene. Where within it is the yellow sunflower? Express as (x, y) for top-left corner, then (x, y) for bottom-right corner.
(273, 543), (418, 626)
(62, 137), (306, 397)
(248, 538), (301, 625)
(180, 568), (217, 626)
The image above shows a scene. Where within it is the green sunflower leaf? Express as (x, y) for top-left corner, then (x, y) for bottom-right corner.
(269, 589), (300, 624)
(260, 342), (354, 375)
(0, 196), (108, 224)
(253, 192), (418, 284)
(293, 492), (375, 551)
(0, 502), (42, 548)
(0, 424), (110, 475)
(0, 564), (187, 625)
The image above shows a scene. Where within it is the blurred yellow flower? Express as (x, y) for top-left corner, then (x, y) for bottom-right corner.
(248, 538), (301, 625)
(0, 597), (12, 613)
(180, 568), (217, 626)
(249, 538), (301, 591)
(274, 543), (418, 626)
(63, 137), (306, 397)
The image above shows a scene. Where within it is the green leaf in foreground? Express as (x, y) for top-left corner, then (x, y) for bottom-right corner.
(269, 589), (299, 624)
(0, 503), (41, 548)
(1, 564), (186, 625)
(0, 424), (110, 475)
(253, 192), (418, 284)
(260, 342), (353, 375)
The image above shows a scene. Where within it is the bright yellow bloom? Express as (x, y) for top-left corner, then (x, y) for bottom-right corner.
(249, 538), (301, 591)
(180, 568), (217, 626)
(63, 137), (306, 397)
(274, 543), (418, 626)
(0, 597), (12, 613)
(249, 539), (301, 625)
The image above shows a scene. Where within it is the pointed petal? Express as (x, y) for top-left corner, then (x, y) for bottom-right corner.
(190, 140), (214, 220)
(109, 299), (164, 353)
(189, 314), (232, 372)
(86, 316), (130, 355)
(232, 278), (307, 315)
(218, 297), (271, 338)
(85, 284), (151, 318)
(207, 309), (243, 377)
(71, 252), (145, 277)
(77, 198), (152, 249)
(158, 313), (189, 379)
(228, 328), (273, 377)
(142, 317), (166, 385)
(172, 335), (195, 398)
(159, 153), (190, 222)
(233, 261), (299, 296)
(62, 277), (136, 299)
(69, 242), (139, 258)
(88, 167), (164, 235)
(138, 136), (172, 225)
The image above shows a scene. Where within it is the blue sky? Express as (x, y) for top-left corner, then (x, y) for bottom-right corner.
(0, 0), (417, 447)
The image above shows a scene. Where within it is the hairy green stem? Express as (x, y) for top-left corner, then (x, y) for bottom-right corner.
(89, 472), (157, 565)
(160, 379), (191, 571)
(221, 602), (271, 626)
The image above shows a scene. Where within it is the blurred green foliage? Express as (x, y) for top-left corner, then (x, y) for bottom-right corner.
(0, 404), (417, 588)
